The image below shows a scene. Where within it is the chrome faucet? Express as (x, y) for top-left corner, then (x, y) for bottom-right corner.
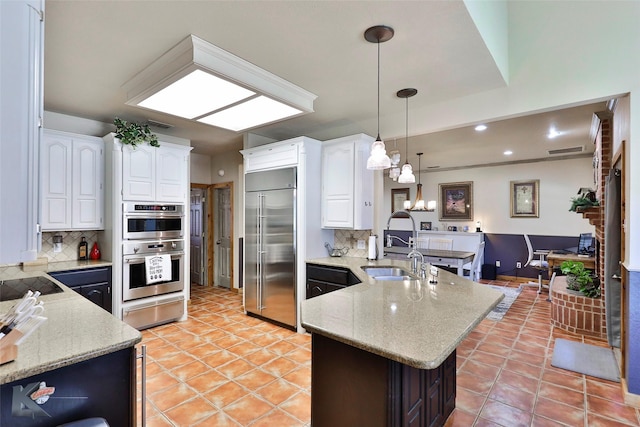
(386, 210), (423, 274)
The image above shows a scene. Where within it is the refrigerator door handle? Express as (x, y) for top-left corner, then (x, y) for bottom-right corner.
(257, 193), (265, 310)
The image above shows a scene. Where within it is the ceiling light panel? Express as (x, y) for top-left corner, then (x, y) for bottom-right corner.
(198, 96), (302, 131)
(123, 35), (316, 132)
(138, 69), (255, 119)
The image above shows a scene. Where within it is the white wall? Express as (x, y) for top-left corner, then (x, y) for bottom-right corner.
(190, 152), (212, 184)
(384, 157), (595, 236)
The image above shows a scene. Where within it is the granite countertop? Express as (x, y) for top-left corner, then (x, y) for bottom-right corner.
(0, 259), (113, 281)
(301, 257), (503, 369)
(383, 246), (475, 258)
(0, 272), (140, 385)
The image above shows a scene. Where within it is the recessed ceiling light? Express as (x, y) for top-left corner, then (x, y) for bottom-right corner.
(475, 124), (487, 131)
(504, 150), (513, 155)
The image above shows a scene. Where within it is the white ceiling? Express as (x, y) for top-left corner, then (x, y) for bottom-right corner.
(44, 1), (606, 168)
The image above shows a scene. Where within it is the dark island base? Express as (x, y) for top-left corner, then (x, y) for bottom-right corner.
(311, 334), (456, 427)
(0, 348), (136, 427)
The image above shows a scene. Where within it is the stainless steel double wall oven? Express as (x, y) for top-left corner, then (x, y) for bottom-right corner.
(121, 203), (186, 329)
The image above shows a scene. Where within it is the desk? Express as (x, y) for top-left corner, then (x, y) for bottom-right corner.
(547, 251), (596, 276)
(383, 247), (475, 276)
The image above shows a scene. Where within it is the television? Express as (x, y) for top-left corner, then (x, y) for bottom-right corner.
(577, 232), (594, 255)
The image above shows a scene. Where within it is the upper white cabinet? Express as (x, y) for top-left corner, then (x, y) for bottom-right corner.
(0, 0), (44, 263)
(242, 141), (299, 172)
(321, 134), (374, 230)
(41, 129), (104, 231)
(105, 134), (191, 203)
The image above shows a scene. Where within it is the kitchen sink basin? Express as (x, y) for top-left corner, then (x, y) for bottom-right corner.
(361, 266), (416, 281)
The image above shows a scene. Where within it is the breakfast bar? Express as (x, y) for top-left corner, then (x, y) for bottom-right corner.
(301, 257), (503, 427)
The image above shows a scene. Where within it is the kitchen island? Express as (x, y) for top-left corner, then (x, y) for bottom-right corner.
(301, 257), (503, 427)
(0, 271), (141, 427)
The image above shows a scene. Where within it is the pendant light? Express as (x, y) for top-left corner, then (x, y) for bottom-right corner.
(397, 88), (417, 183)
(389, 139), (401, 180)
(365, 25), (394, 170)
(411, 152), (426, 210)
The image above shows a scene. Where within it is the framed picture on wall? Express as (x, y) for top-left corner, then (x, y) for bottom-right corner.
(391, 188), (410, 217)
(510, 179), (539, 217)
(420, 221), (432, 231)
(439, 181), (473, 221)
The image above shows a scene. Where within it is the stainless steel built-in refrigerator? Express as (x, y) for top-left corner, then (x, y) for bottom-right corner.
(244, 167), (296, 328)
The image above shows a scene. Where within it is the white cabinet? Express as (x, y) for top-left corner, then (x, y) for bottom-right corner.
(242, 141), (299, 172)
(41, 130), (104, 231)
(321, 134), (374, 230)
(0, 0), (44, 263)
(122, 143), (188, 202)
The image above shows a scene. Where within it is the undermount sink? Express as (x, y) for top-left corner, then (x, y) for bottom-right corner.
(361, 266), (416, 281)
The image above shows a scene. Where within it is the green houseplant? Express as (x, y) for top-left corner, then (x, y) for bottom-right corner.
(560, 260), (600, 298)
(114, 117), (159, 148)
(569, 193), (599, 212)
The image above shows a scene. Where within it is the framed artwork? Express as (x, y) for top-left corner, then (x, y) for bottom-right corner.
(391, 188), (410, 216)
(439, 181), (473, 221)
(510, 179), (539, 217)
(420, 221), (432, 231)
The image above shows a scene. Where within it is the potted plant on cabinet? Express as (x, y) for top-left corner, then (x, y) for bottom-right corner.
(560, 260), (600, 298)
(114, 117), (159, 148)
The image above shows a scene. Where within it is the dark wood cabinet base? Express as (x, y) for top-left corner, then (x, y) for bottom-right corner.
(311, 334), (456, 427)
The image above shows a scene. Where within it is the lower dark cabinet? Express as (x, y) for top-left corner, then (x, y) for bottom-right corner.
(311, 333), (456, 427)
(50, 266), (112, 313)
(306, 264), (360, 299)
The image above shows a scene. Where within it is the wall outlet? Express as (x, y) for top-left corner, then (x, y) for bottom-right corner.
(495, 260), (501, 267)
(516, 261), (522, 269)
(357, 239), (366, 250)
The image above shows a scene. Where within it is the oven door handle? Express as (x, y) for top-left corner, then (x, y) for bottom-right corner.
(124, 251), (185, 263)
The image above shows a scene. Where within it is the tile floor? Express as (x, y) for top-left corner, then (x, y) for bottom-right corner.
(136, 280), (640, 426)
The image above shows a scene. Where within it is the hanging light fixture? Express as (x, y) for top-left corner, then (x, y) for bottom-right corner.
(411, 152), (426, 210)
(397, 88), (417, 183)
(388, 139), (401, 180)
(365, 25), (394, 170)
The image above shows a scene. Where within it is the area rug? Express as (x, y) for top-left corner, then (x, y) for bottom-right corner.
(485, 285), (522, 321)
(551, 338), (620, 382)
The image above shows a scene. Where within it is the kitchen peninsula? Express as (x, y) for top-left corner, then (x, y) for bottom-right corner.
(0, 270), (141, 427)
(301, 257), (503, 427)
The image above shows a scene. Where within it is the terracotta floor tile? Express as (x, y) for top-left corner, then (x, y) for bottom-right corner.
(475, 417), (508, 427)
(538, 381), (585, 410)
(279, 391), (311, 422)
(475, 341), (513, 357)
(144, 414), (175, 427)
(146, 371), (180, 394)
(251, 408), (307, 427)
(443, 408), (478, 426)
(460, 359), (502, 382)
(170, 360), (211, 381)
(283, 366), (312, 390)
(285, 332), (312, 346)
(488, 382), (536, 413)
(534, 396), (585, 426)
(148, 383), (198, 412)
(586, 378), (626, 404)
(587, 394), (640, 425)
(541, 369), (584, 392)
(267, 340), (299, 355)
(455, 387), (486, 414)
(257, 378), (302, 405)
(469, 350), (507, 368)
(204, 380), (247, 409)
(285, 347), (312, 364)
(191, 411), (242, 426)
(587, 411), (640, 426)
(262, 356), (300, 377)
(201, 349), (238, 368)
(164, 396), (218, 425)
(185, 369), (229, 393)
(503, 358), (543, 380)
(457, 371), (495, 396)
(530, 414), (567, 426)
(234, 368), (277, 391)
(226, 340), (260, 357)
(222, 394), (274, 425)
(216, 358), (254, 379)
(244, 348), (278, 366)
(508, 349), (546, 367)
(479, 399), (532, 427)
(496, 369), (539, 393)
(188, 342), (222, 359)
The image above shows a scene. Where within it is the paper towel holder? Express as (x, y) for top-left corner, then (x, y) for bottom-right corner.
(368, 235), (379, 260)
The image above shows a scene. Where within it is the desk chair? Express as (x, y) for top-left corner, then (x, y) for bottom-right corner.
(464, 241), (485, 282)
(429, 238), (453, 251)
(523, 234), (549, 294)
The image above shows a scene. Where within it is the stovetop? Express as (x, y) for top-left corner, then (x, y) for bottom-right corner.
(0, 276), (64, 302)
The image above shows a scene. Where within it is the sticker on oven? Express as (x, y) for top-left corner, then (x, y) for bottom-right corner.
(145, 254), (172, 284)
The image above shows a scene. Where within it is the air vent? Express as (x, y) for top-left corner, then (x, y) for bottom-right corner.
(146, 119), (173, 129)
(547, 145), (584, 155)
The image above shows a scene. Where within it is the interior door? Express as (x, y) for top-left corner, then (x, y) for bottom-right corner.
(190, 188), (205, 285)
(215, 187), (232, 288)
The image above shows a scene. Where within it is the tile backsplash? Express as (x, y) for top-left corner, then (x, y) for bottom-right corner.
(40, 231), (100, 262)
(333, 229), (373, 258)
